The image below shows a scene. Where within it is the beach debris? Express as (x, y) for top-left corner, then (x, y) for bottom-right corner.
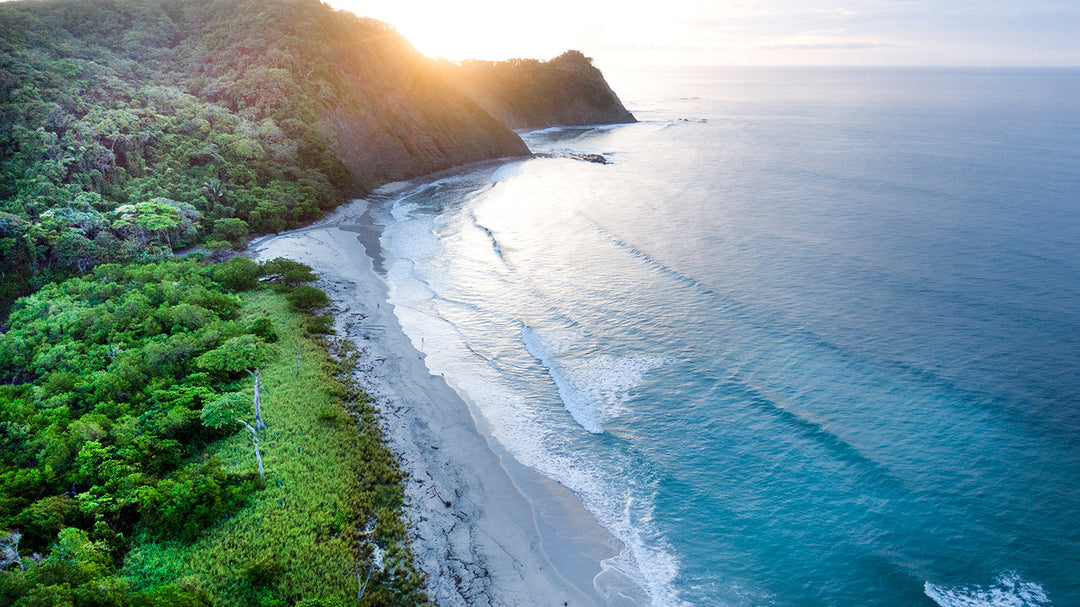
(432, 485), (451, 508)
(426, 471), (452, 507)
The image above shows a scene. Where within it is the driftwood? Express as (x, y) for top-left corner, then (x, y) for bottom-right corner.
(426, 471), (451, 507)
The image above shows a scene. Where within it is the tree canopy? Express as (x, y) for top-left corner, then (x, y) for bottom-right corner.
(0, 255), (425, 605)
(0, 257), (368, 606)
(0, 0), (537, 308)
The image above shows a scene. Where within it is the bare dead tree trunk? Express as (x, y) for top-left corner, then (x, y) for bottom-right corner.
(237, 418), (264, 477)
(344, 565), (374, 601)
(358, 565), (373, 600)
(247, 368), (266, 430)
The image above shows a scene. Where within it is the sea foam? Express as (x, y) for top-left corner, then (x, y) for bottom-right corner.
(925, 573), (1051, 607)
(521, 326), (669, 433)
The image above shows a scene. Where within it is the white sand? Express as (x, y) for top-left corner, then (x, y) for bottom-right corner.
(250, 196), (631, 606)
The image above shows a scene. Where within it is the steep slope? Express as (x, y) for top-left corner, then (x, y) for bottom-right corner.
(0, 0), (527, 288)
(0, 0), (636, 313)
(446, 50), (637, 129)
(172, 1), (529, 189)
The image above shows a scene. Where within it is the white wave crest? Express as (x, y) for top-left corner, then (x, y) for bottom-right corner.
(925, 573), (1052, 607)
(522, 326), (669, 434)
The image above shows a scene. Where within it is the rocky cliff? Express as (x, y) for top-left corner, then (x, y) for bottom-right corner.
(278, 7), (531, 189)
(0, 0), (628, 289)
(445, 50), (636, 130)
(143, 0), (532, 192)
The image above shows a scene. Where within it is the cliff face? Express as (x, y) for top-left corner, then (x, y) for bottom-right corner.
(156, 0), (530, 191)
(0, 0), (627, 288)
(445, 51), (636, 130)
(314, 17), (529, 189)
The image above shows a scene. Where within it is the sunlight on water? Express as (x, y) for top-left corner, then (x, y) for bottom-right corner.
(377, 68), (1080, 606)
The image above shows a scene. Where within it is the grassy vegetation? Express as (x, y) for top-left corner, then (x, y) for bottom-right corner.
(0, 1), (635, 603)
(121, 290), (427, 606)
(0, 259), (427, 606)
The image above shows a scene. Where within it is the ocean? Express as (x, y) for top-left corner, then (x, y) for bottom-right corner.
(370, 68), (1080, 606)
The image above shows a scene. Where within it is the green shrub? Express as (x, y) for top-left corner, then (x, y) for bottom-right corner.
(212, 219), (250, 250)
(215, 257), (262, 292)
(204, 240), (233, 252)
(306, 315), (335, 334)
(285, 286), (329, 312)
(296, 598), (344, 607)
(259, 258), (317, 286)
(247, 318), (279, 343)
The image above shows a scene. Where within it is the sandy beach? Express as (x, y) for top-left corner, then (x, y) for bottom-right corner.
(249, 185), (637, 606)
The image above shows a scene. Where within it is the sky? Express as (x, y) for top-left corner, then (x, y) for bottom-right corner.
(325, 1), (1080, 68)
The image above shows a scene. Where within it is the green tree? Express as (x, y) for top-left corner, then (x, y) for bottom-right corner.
(285, 286), (329, 312)
(214, 257), (261, 291)
(195, 335), (276, 376)
(211, 218), (250, 250)
(33, 527), (111, 588)
(247, 318), (278, 343)
(201, 392), (264, 477)
(260, 257), (317, 286)
(195, 335), (276, 429)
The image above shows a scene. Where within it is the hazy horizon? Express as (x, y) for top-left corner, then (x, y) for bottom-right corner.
(327, 0), (1080, 69)
(0, 0), (1073, 68)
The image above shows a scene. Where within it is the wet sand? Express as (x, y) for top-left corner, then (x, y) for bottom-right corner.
(250, 188), (633, 606)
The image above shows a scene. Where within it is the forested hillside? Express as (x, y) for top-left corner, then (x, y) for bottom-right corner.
(0, 258), (426, 606)
(0, 1), (636, 603)
(0, 0), (527, 307)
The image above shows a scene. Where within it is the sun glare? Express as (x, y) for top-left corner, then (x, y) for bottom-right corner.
(323, 0), (1080, 67)
(325, 0), (570, 61)
(322, 1), (733, 68)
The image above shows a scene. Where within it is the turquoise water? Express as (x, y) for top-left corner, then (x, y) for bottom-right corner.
(374, 68), (1080, 606)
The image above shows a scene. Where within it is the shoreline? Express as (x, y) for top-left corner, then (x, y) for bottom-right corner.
(249, 188), (631, 605)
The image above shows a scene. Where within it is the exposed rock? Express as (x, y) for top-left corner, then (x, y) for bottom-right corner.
(444, 50), (637, 130)
(535, 151), (610, 164)
(314, 17), (530, 191)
